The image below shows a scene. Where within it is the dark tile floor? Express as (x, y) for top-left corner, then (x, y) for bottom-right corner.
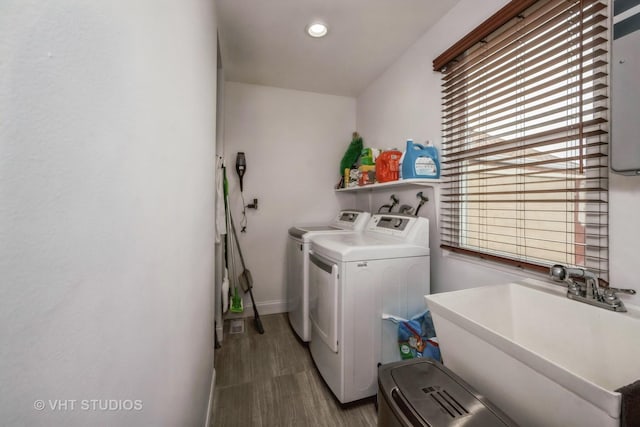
(212, 313), (377, 427)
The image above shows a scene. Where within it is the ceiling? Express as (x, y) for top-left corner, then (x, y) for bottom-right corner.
(215, 0), (460, 97)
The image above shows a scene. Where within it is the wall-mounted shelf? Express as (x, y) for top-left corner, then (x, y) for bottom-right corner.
(335, 178), (442, 193)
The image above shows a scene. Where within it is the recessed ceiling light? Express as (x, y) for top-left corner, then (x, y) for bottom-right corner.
(306, 22), (328, 38)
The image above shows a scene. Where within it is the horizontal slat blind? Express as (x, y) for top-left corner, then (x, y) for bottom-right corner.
(439, 0), (609, 279)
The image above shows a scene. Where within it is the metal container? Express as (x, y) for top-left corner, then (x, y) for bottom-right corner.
(378, 358), (518, 427)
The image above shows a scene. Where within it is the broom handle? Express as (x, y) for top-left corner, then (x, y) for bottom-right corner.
(228, 196), (264, 334)
(228, 209), (247, 270)
(248, 286), (264, 334)
(224, 194), (238, 289)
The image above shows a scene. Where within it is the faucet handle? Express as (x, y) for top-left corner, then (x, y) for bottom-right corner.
(603, 287), (636, 296)
(602, 287), (636, 307)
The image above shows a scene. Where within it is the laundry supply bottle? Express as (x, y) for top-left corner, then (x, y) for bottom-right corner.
(398, 140), (410, 179)
(401, 140), (440, 179)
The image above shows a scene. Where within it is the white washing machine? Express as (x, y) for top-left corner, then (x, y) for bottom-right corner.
(308, 213), (430, 404)
(287, 210), (370, 342)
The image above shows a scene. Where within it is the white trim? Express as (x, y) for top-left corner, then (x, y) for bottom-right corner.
(204, 367), (216, 427)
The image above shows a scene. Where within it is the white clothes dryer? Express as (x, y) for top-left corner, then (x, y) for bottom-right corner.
(308, 214), (430, 404)
(287, 210), (370, 342)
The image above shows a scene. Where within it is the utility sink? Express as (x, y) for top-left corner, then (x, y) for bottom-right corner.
(425, 278), (640, 427)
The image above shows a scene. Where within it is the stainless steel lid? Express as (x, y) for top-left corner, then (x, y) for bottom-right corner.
(378, 359), (518, 427)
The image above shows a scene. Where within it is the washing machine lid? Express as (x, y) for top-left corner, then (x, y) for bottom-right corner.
(288, 210), (371, 240)
(288, 225), (342, 240)
(311, 233), (430, 262)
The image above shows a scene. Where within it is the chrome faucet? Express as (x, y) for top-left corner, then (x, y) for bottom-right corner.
(549, 264), (636, 312)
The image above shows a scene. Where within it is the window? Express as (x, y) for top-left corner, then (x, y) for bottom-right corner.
(434, 0), (609, 280)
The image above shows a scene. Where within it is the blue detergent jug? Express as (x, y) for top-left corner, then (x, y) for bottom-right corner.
(401, 140), (440, 179)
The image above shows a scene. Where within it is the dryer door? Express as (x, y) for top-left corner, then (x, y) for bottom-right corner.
(309, 252), (339, 353)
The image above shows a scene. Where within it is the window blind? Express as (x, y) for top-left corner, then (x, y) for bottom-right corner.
(437, 0), (609, 280)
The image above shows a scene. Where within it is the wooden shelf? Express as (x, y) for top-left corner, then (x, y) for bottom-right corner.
(336, 178), (442, 193)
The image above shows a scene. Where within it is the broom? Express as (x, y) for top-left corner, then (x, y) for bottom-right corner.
(224, 167), (243, 313)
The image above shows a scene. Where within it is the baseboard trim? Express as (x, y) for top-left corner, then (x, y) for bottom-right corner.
(223, 299), (286, 319)
(204, 367), (216, 427)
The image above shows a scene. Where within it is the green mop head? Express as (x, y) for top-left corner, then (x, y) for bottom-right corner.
(230, 286), (243, 313)
(339, 132), (363, 176)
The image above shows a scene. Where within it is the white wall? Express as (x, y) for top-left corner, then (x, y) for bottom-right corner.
(0, 1), (218, 426)
(357, 0), (640, 305)
(223, 82), (356, 312)
(609, 173), (640, 301)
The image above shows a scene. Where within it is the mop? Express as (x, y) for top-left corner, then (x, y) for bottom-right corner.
(227, 206), (264, 334)
(224, 167), (243, 313)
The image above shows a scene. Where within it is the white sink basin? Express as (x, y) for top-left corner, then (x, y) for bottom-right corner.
(425, 278), (640, 427)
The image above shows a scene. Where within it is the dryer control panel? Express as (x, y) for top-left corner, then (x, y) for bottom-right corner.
(334, 209), (371, 230)
(376, 216), (410, 231)
(366, 214), (429, 247)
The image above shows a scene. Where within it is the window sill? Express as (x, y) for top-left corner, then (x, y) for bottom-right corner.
(441, 246), (552, 283)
